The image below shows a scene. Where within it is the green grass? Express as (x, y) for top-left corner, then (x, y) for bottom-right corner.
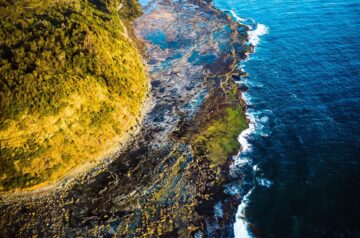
(0, 0), (144, 124)
(0, 0), (147, 191)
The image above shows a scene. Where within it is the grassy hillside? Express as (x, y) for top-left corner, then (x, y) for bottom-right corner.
(0, 0), (147, 191)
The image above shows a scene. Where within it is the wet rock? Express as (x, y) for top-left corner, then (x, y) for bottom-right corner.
(239, 83), (249, 92)
(151, 80), (161, 87)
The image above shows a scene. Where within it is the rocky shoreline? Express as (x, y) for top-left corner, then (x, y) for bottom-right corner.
(0, 0), (253, 236)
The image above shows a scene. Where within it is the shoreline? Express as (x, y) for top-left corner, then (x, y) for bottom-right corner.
(122, 0), (255, 236)
(0, 0), (255, 236)
(211, 3), (270, 237)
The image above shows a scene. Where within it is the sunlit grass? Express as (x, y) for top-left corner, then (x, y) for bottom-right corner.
(0, 0), (147, 191)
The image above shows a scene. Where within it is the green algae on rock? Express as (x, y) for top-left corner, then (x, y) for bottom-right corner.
(192, 80), (249, 166)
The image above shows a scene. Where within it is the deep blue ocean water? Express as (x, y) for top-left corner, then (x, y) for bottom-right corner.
(212, 0), (360, 237)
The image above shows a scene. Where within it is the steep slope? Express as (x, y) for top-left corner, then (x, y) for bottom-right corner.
(0, 0), (147, 191)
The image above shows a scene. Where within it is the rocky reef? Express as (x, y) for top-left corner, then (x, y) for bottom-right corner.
(0, 0), (252, 236)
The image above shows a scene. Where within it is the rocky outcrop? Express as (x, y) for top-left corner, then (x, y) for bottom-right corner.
(0, 0), (251, 237)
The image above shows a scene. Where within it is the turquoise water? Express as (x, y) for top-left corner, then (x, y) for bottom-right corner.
(213, 0), (360, 237)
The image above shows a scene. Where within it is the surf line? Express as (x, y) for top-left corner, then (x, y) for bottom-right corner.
(228, 9), (269, 238)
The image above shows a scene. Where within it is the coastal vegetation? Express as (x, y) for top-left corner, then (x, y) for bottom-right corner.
(193, 80), (248, 166)
(0, 0), (253, 236)
(0, 0), (147, 191)
(116, 80), (249, 236)
(194, 105), (247, 165)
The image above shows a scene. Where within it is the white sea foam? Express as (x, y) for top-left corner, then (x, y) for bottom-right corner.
(234, 188), (254, 238)
(238, 119), (255, 153)
(253, 164), (260, 172)
(256, 178), (273, 188)
(224, 182), (242, 195)
(253, 165), (273, 188)
(260, 116), (269, 123)
(228, 9), (269, 47)
(231, 107), (271, 237)
(230, 9), (246, 22)
(231, 157), (251, 170)
(228, 9), (245, 23)
(230, 104), (256, 238)
(229, 9), (269, 238)
(248, 23), (269, 46)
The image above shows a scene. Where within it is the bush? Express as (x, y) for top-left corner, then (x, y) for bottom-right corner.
(0, 0), (147, 191)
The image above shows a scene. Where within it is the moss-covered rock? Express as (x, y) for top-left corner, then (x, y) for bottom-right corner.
(192, 79), (248, 166)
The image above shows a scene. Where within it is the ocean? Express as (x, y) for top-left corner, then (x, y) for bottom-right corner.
(212, 0), (360, 237)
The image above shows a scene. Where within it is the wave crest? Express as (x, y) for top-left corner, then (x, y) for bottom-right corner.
(228, 9), (269, 46)
(248, 23), (269, 46)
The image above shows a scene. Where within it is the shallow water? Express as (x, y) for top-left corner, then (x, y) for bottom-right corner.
(213, 0), (360, 237)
